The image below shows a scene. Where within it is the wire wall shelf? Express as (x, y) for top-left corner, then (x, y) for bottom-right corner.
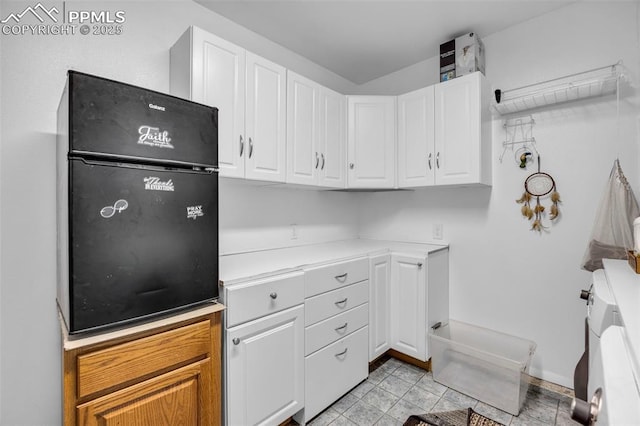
(492, 61), (623, 115)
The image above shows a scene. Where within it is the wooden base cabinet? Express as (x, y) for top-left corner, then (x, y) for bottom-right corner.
(63, 308), (222, 426)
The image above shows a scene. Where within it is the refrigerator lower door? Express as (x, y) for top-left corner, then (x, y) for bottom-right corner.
(67, 158), (218, 333)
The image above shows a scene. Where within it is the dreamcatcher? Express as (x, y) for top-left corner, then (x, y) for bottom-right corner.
(516, 155), (561, 232)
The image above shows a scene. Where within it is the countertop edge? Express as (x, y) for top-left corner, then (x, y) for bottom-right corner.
(61, 302), (226, 351)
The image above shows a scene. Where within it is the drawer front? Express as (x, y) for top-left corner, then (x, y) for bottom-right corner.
(305, 281), (368, 327)
(77, 320), (211, 399)
(305, 303), (368, 356)
(225, 272), (304, 327)
(305, 326), (369, 421)
(305, 257), (369, 297)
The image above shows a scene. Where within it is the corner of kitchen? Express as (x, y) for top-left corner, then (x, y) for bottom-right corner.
(1, 2), (640, 426)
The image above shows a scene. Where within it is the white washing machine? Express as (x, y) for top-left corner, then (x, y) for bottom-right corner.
(572, 269), (640, 425)
(574, 269), (620, 402)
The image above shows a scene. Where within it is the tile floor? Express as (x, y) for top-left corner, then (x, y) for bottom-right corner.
(308, 357), (579, 426)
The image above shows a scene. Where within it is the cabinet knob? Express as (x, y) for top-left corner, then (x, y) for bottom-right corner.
(321, 153), (325, 170)
(349, 163), (354, 169)
(232, 338), (240, 345)
(315, 152), (320, 169)
(248, 137), (254, 158)
(436, 152), (440, 169)
(428, 153), (432, 170)
(417, 262), (423, 268)
(239, 135), (244, 157)
(270, 292), (278, 300)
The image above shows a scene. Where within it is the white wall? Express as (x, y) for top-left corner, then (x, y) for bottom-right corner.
(357, 1), (640, 387)
(0, 1), (358, 424)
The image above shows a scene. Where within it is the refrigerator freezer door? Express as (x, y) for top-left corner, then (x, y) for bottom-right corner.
(65, 71), (218, 167)
(67, 158), (218, 333)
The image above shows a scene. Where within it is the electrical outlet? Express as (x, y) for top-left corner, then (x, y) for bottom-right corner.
(291, 224), (298, 240)
(433, 224), (444, 240)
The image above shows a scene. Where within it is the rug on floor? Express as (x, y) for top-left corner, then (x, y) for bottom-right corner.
(404, 407), (505, 426)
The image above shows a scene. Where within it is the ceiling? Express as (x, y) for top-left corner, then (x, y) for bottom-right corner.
(196, 1), (574, 84)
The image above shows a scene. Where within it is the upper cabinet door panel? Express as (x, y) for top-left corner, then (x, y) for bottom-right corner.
(191, 28), (246, 178)
(286, 71), (319, 185)
(318, 87), (346, 188)
(434, 73), (481, 186)
(245, 52), (287, 182)
(347, 96), (396, 188)
(398, 86), (435, 187)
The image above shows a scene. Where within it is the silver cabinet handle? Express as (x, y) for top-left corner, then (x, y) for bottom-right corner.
(232, 338), (240, 345)
(428, 153), (432, 170)
(335, 298), (348, 306)
(321, 153), (325, 170)
(270, 292), (277, 300)
(248, 137), (254, 158)
(315, 152), (319, 169)
(335, 348), (348, 357)
(417, 262), (423, 268)
(239, 135), (244, 157)
(436, 152), (440, 169)
(335, 323), (348, 332)
(334, 273), (348, 281)
(349, 163), (354, 170)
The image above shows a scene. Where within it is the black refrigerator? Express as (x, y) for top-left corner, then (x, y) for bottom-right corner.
(57, 71), (219, 335)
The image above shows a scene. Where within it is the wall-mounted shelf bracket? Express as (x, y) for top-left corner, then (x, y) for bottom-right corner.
(500, 116), (538, 165)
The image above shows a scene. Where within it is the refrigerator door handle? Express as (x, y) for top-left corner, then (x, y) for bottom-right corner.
(239, 135), (244, 157)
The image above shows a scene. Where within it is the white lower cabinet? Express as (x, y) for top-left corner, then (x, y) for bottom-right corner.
(226, 305), (305, 426)
(369, 254), (391, 361)
(389, 249), (449, 362)
(304, 326), (369, 420)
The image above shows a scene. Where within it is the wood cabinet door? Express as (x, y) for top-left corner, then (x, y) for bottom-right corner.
(226, 305), (304, 426)
(192, 27), (246, 178)
(245, 52), (287, 182)
(347, 96), (396, 188)
(286, 71), (320, 185)
(390, 254), (427, 361)
(434, 72), (481, 186)
(318, 86), (346, 188)
(369, 254), (391, 361)
(398, 86), (435, 187)
(77, 359), (212, 426)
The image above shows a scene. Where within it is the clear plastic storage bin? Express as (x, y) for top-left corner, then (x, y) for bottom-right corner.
(429, 320), (536, 415)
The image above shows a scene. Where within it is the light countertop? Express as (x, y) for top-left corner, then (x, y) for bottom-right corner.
(219, 238), (448, 285)
(602, 259), (640, 389)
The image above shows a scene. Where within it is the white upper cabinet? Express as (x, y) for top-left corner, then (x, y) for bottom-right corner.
(347, 96), (396, 188)
(398, 72), (491, 188)
(170, 26), (286, 182)
(287, 71), (346, 188)
(245, 52), (287, 182)
(318, 87), (346, 188)
(397, 86), (435, 187)
(286, 71), (320, 186)
(434, 72), (492, 186)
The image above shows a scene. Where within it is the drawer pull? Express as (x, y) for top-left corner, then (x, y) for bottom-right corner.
(232, 338), (240, 345)
(335, 298), (348, 307)
(334, 273), (348, 281)
(335, 348), (348, 357)
(335, 323), (348, 332)
(270, 292), (278, 300)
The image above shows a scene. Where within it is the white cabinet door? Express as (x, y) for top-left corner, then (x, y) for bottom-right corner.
(434, 72), (491, 186)
(369, 254), (391, 361)
(246, 52), (287, 182)
(187, 27), (246, 178)
(318, 87), (346, 188)
(397, 86), (435, 187)
(286, 71), (320, 185)
(390, 254), (427, 361)
(347, 96), (396, 188)
(227, 305), (304, 426)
